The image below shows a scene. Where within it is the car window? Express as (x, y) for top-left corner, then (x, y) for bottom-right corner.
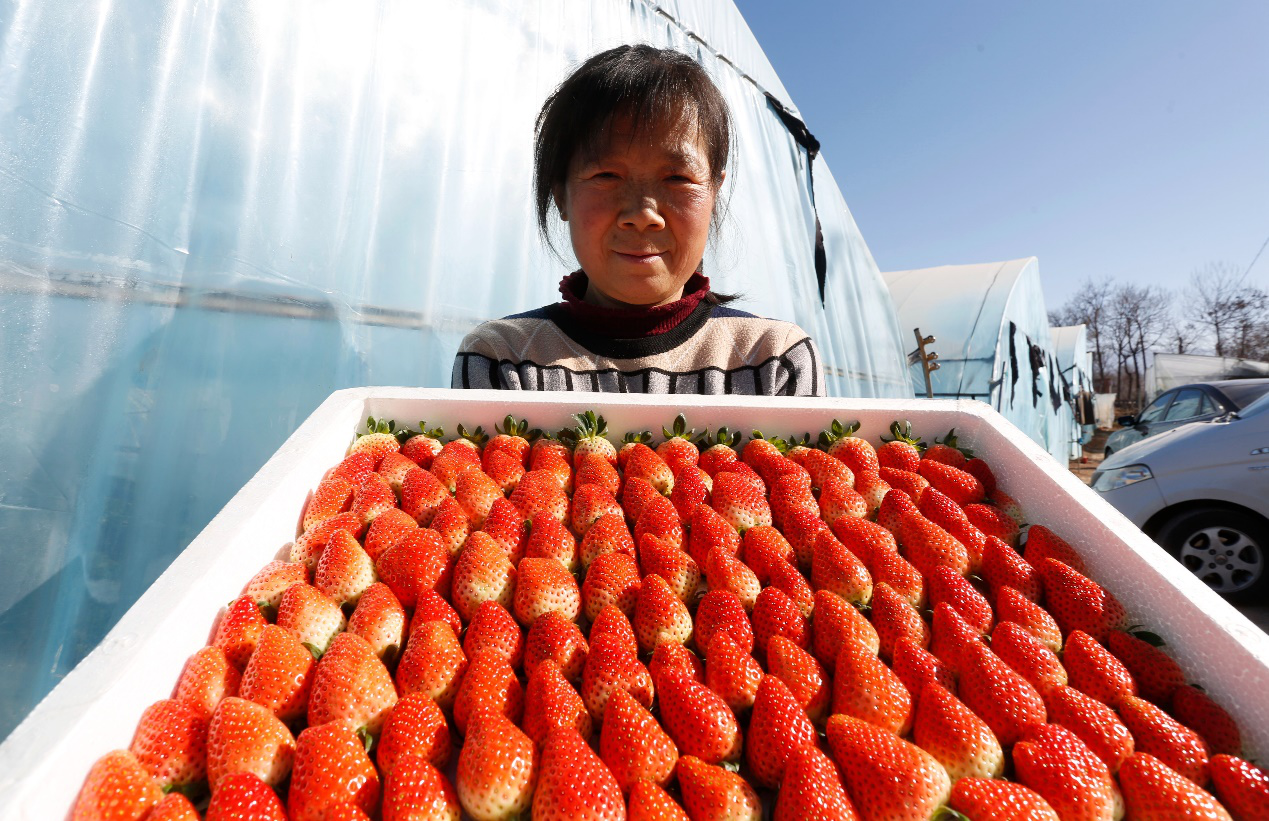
(1219, 381), (1269, 410)
(1138, 394), (1172, 423)
(1163, 389), (1203, 421)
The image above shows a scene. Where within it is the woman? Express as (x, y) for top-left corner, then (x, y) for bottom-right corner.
(451, 44), (824, 397)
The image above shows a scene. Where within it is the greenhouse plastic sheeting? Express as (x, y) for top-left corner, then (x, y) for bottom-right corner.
(0, 0), (910, 737)
(1145, 353), (1269, 400)
(882, 259), (1075, 462)
(1050, 324), (1092, 456)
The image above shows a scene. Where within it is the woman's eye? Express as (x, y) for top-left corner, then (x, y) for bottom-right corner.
(593, 171), (618, 179)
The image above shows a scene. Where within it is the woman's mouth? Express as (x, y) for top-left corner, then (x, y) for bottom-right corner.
(614, 250), (663, 262)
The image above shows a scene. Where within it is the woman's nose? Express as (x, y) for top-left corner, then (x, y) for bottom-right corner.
(619, 186), (666, 231)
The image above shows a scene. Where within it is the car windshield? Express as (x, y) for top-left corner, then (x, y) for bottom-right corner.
(1220, 380), (1269, 409)
(1237, 391), (1269, 418)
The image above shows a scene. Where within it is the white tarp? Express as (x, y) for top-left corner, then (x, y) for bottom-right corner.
(1146, 353), (1269, 400)
(1095, 393), (1119, 430)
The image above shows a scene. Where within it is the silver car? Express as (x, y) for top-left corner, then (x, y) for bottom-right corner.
(1104, 379), (1269, 457)
(1092, 392), (1269, 601)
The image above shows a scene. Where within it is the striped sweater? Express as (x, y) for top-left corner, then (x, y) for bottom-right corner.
(451, 299), (825, 396)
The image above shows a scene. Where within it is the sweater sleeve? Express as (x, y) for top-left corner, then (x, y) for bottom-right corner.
(780, 326), (827, 397)
(451, 326), (510, 390)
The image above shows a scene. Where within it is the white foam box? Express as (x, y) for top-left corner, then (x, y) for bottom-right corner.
(4, 388), (1267, 818)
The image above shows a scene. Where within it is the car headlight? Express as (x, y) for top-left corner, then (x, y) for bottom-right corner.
(1091, 464), (1153, 492)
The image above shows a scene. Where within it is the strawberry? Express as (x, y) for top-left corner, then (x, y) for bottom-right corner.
(206, 696), (296, 789)
(639, 534), (701, 603)
(307, 631), (398, 735)
(363, 508), (420, 561)
(381, 755), (461, 821)
(1119, 694), (1212, 785)
(781, 507), (828, 571)
(793, 443), (856, 488)
(818, 476), (869, 523)
(276, 583), (347, 657)
(1044, 685), (1136, 774)
(1024, 524), (1088, 574)
(523, 658), (593, 747)
(533, 727), (626, 820)
(878, 482), (922, 531)
(702, 546), (760, 611)
(581, 632), (655, 722)
(928, 565), (993, 635)
(428, 497), (470, 557)
(145, 793), (198, 821)
(72, 750), (161, 820)
(304, 475), (356, 533)
(774, 744), (859, 820)
(896, 510), (969, 578)
(709, 469), (772, 533)
(741, 433), (792, 480)
(922, 429), (970, 468)
(291, 512), (364, 571)
(634, 494), (686, 552)
(243, 560), (309, 612)
(693, 589), (753, 655)
(628, 780), (690, 820)
(676, 756), (762, 821)
(812, 529), (874, 605)
(989, 487), (1025, 524)
(834, 519), (927, 607)
(832, 636), (913, 735)
(656, 668), (743, 764)
(530, 434), (573, 468)
(454, 465), (502, 529)
(315, 529), (377, 608)
(1209, 755), (1269, 821)
(581, 511), (637, 569)
(813, 588), (880, 667)
(513, 557), (580, 626)
(948, 778), (1060, 821)
(456, 711), (537, 821)
(769, 471), (819, 530)
(1063, 629), (1138, 707)
(963, 502), (1020, 546)
(918, 487), (988, 571)
(621, 474), (661, 522)
(767, 556), (816, 617)
(1172, 685), (1243, 757)
(351, 472), (397, 528)
(462, 601), (524, 670)
(650, 642), (705, 684)
(331, 449), (377, 485)
(658, 414), (700, 474)
(480, 497), (528, 563)
(238, 624), (316, 723)
(1012, 724), (1117, 821)
(917, 459), (984, 505)
(400, 423), (444, 469)
(582, 551), (641, 621)
(1120, 752), (1233, 821)
(854, 468), (892, 513)
(634, 574), (693, 653)
(765, 634), (831, 723)
(376, 691), (452, 778)
(877, 421), (925, 471)
(891, 638), (957, 709)
(825, 714), (951, 821)
(452, 652), (525, 737)
(524, 610), (589, 683)
(573, 486), (625, 541)
(979, 535), (1040, 600)
(600, 686), (679, 793)
(751, 585), (810, 660)
(747, 675), (818, 787)
(347, 582), (407, 664)
(205, 772), (287, 820)
(929, 602), (984, 673)
(819, 419), (878, 472)
(869, 581), (929, 661)
(958, 641), (1047, 746)
(349, 417), (401, 465)
(395, 619), (469, 711)
(524, 511), (579, 571)
(288, 719), (380, 821)
(173, 647), (241, 721)
(576, 450), (622, 498)
(483, 414), (535, 467)
(739, 525), (794, 583)
(509, 469), (570, 523)
(380, 451), (422, 494)
(212, 596), (268, 671)
(992, 621), (1068, 696)
(625, 442), (676, 495)
(563, 410), (618, 465)
(879, 467), (930, 501)
(703, 631), (763, 712)
(1107, 629), (1186, 705)
(995, 584), (1062, 652)
(412, 590), (463, 638)
(913, 682), (1004, 782)
(696, 425), (742, 476)
(450, 531), (515, 623)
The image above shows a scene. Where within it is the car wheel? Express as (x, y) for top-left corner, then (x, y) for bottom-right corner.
(1154, 507), (1269, 603)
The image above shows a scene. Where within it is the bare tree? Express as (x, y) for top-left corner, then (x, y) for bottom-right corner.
(1103, 284), (1171, 408)
(1050, 278), (1116, 392)
(1187, 262), (1269, 358)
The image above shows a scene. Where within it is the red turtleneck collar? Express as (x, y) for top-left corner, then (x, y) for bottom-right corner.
(556, 271), (711, 339)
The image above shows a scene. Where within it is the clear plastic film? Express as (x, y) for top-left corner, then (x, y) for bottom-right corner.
(0, 0), (909, 736)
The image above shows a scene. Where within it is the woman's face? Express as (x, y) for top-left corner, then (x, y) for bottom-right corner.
(558, 116), (721, 309)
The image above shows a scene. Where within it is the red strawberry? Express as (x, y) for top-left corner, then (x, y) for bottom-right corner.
(146, 793), (198, 821)
(400, 466), (449, 526)
(411, 590), (463, 638)
(238, 624), (316, 723)
(304, 476), (356, 533)
(581, 632), (655, 722)
(524, 511), (579, 571)
(739, 525), (794, 584)
(1107, 629), (1186, 705)
(1012, 723), (1117, 821)
(669, 465), (712, 521)
(509, 470), (570, 524)
(913, 682), (1004, 781)
(1120, 694), (1212, 785)
(658, 415), (700, 474)
(1037, 558), (1126, 641)
(288, 719), (380, 821)
(639, 535), (701, 603)
(821, 419), (879, 473)
(1063, 629), (1138, 707)
(949, 778), (1059, 821)
(576, 451), (622, 497)
(747, 675), (817, 787)
(918, 487), (988, 572)
(581, 512), (637, 569)
(813, 589), (880, 667)
(205, 772), (288, 821)
(964, 502), (1020, 546)
(704, 631), (763, 712)
(601, 687), (678, 793)
(958, 641), (1047, 746)
(692, 589), (752, 655)
(869, 581), (929, 661)
(752, 585), (810, 660)
(709, 469), (772, 533)
(812, 529), (874, 605)
(376, 691), (452, 778)
(766, 634), (831, 724)
(276, 583), (346, 657)
(825, 714), (951, 821)
(625, 442), (676, 495)
(1172, 685), (1242, 757)
(363, 509), (418, 562)
(780, 508), (827, 572)
(462, 601), (524, 670)
(523, 658), (593, 747)
(657, 668), (742, 764)
(332, 449), (377, 485)
(453, 465), (502, 529)
(400, 425), (444, 469)
(291, 512), (363, 571)
(676, 756), (761, 821)
(582, 551), (641, 621)
(351, 472), (397, 528)
(428, 496), (470, 557)
(634, 495), (685, 552)
(1024, 524), (1088, 574)
(315, 530), (377, 608)
(452, 652), (525, 737)
(243, 560), (309, 612)
(702, 546), (760, 611)
(852, 538), (927, 607)
(696, 428), (741, 477)
(989, 488), (1025, 524)
(995, 584), (1062, 652)
(853, 468), (892, 513)
(1209, 755), (1269, 821)
(877, 421), (925, 471)
(929, 602), (984, 673)
(524, 610), (588, 683)
(628, 780), (690, 820)
(173, 647), (241, 721)
(1044, 685), (1136, 774)
(992, 621), (1068, 696)
(381, 755), (461, 821)
(634, 574), (693, 653)
(922, 430), (969, 468)
(768, 559), (816, 618)
(917, 459), (984, 505)
(878, 484), (921, 532)
(650, 642), (705, 685)
(212, 596), (268, 671)
(897, 510), (969, 578)
(566, 410), (618, 465)
(482, 450), (526, 498)
(379, 451), (421, 494)
(571, 484), (623, 537)
(796, 445), (857, 489)
(513, 557), (580, 626)
(456, 711), (537, 820)
(879, 467), (930, 502)
(769, 471), (820, 531)
(347, 582), (407, 664)
(450, 531), (515, 623)
(349, 421), (401, 465)
(621, 475), (661, 523)
(480, 497), (528, 563)
(206, 696), (295, 789)
(891, 638), (957, 709)
(687, 502), (741, 566)
(72, 750), (162, 821)
(395, 619), (469, 711)
(308, 632), (398, 735)
(1120, 752), (1233, 821)
(928, 565), (992, 635)
(774, 744), (859, 820)
(832, 636), (913, 735)
(533, 727), (626, 820)
(484, 415), (535, 467)
(979, 535), (1041, 600)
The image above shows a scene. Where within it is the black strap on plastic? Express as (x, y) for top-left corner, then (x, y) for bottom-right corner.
(765, 93), (827, 305)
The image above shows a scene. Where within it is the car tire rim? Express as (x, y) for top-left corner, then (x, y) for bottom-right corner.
(1176, 526), (1264, 594)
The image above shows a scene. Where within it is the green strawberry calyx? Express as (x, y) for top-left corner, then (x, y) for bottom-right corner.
(661, 413), (696, 442)
(817, 418), (862, 450)
(880, 420), (926, 450)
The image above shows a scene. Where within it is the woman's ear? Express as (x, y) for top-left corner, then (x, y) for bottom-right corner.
(553, 187), (568, 222)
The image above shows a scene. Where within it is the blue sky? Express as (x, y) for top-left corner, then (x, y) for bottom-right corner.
(731, 1), (1269, 310)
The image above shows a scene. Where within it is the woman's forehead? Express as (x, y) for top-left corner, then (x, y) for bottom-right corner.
(575, 111), (707, 164)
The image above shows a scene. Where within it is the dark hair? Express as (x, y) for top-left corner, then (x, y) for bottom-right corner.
(533, 44), (733, 247)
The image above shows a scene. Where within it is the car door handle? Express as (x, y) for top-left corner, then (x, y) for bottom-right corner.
(1252, 447), (1269, 456)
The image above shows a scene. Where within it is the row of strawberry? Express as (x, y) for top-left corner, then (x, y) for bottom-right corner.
(72, 413), (1267, 819)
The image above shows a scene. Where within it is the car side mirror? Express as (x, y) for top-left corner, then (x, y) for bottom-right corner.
(1117, 415), (1137, 427)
